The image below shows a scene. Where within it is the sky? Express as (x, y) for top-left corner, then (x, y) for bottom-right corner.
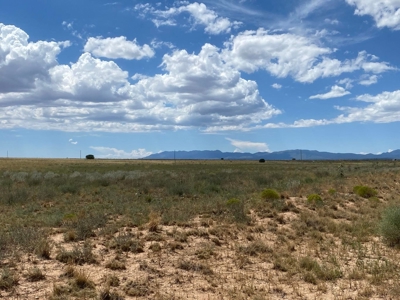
(0, 0), (400, 158)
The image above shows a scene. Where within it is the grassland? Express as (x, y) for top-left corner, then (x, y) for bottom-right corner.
(0, 158), (399, 299)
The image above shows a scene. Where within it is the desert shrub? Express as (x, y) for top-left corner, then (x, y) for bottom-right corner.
(63, 212), (107, 240)
(73, 269), (94, 289)
(307, 194), (323, 205)
(226, 198), (248, 223)
(99, 287), (124, 300)
(59, 183), (80, 194)
(1, 189), (29, 205)
(0, 268), (19, 291)
(110, 233), (144, 253)
(261, 188), (280, 200)
(106, 259), (126, 270)
(10, 172), (28, 182)
(238, 241), (271, 256)
(9, 226), (44, 252)
(28, 171), (43, 186)
(44, 171), (59, 180)
(379, 206), (400, 246)
(35, 238), (52, 259)
(124, 279), (152, 297)
(168, 184), (192, 196)
(353, 185), (377, 198)
(178, 260), (213, 275)
(56, 243), (96, 265)
(103, 171), (126, 182)
(298, 256), (342, 281)
(69, 171), (82, 178)
(26, 267), (45, 282)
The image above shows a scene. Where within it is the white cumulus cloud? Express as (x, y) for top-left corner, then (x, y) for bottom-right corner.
(0, 23), (66, 93)
(346, 0), (400, 30)
(135, 2), (241, 34)
(0, 24), (280, 132)
(226, 138), (270, 152)
(223, 29), (395, 83)
(84, 36), (155, 60)
(90, 146), (152, 158)
(359, 74), (379, 86)
(272, 83), (282, 89)
(309, 85), (351, 99)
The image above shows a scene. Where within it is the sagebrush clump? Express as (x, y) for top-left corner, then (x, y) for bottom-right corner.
(353, 185), (377, 198)
(261, 189), (280, 200)
(307, 194), (323, 205)
(379, 206), (400, 246)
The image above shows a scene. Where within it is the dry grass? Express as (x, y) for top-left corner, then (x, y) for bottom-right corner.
(0, 158), (399, 299)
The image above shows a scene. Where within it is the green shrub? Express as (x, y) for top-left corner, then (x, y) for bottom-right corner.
(307, 194), (323, 205)
(353, 185), (377, 198)
(328, 189), (336, 195)
(226, 198), (248, 223)
(0, 268), (18, 291)
(379, 206), (400, 246)
(261, 189), (280, 200)
(59, 183), (79, 194)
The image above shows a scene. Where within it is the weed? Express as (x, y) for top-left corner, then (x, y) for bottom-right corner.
(226, 198), (249, 223)
(0, 268), (18, 291)
(238, 241), (272, 256)
(149, 242), (162, 252)
(328, 188), (336, 195)
(303, 272), (317, 285)
(353, 185), (377, 198)
(35, 238), (52, 259)
(59, 182), (80, 194)
(104, 274), (120, 287)
(195, 243), (215, 259)
(26, 267), (45, 282)
(105, 258), (126, 270)
(168, 241), (184, 251)
(178, 260), (213, 275)
(99, 287), (124, 300)
(56, 242), (97, 265)
(73, 269), (94, 289)
(148, 211), (161, 232)
(49, 283), (71, 299)
(379, 206), (400, 246)
(261, 189), (280, 200)
(307, 194), (323, 205)
(124, 278), (153, 297)
(110, 233), (144, 253)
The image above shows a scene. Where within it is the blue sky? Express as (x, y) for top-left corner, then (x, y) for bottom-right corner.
(1, 0), (400, 158)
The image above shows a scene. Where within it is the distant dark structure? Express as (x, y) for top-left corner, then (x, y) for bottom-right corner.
(259, 159), (265, 163)
(86, 154), (95, 159)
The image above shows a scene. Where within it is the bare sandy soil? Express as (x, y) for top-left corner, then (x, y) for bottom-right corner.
(2, 195), (399, 300)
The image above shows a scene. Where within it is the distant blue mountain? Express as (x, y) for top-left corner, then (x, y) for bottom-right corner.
(144, 149), (400, 160)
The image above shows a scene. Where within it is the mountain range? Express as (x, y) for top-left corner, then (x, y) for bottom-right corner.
(144, 149), (400, 160)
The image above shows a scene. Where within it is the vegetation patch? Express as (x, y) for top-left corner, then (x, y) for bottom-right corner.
(0, 268), (19, 291)
(379, 206), (400, 246)
(307, 194), (323, 205)
(261, 188), (280, 200)
(353, 185), (377, 198)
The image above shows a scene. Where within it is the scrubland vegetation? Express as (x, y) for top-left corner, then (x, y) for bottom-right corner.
(0, 158), (400, 299)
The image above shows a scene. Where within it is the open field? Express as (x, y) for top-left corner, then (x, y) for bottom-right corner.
(0, 158), (400, 299)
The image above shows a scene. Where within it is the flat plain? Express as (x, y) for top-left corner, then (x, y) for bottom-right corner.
(0, 158), (400, 299)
